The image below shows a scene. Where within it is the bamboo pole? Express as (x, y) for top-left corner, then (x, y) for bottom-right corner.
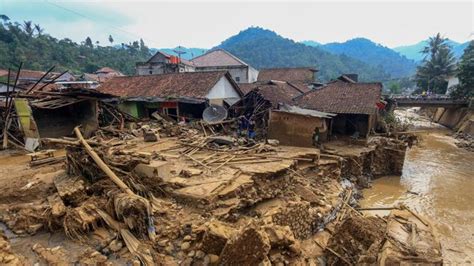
(73, 126), (134, 196)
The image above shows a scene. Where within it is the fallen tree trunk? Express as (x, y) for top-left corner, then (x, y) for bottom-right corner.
(73, 126), (134, 196)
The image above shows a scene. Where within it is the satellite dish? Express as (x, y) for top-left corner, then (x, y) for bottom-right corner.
(203, 105), (228, 123)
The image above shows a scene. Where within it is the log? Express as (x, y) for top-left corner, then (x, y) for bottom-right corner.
(73, 126), (134, 196)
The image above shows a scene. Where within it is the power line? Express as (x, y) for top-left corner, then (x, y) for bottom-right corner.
(44, 0), (159, 45)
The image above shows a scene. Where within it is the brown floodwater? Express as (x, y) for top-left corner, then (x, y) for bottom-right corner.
(361, 129), (474, 264)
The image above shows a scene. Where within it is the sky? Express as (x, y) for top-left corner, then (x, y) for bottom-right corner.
(1, 0), (472, 49)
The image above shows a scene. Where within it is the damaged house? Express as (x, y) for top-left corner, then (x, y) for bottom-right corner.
(257, 67), (320, 91)
(233, 80), (334, 146)
(99, 71), (243, 120)
(135, 51), (196, 76)
(296, 78), (383, 138)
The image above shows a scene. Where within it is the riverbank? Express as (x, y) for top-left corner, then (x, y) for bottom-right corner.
(361, 124), (474, 264)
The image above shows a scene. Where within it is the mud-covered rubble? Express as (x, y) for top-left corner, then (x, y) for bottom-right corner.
(325, 136), (408, 188)
(0, 119), (442, 265)
(453, 132), (474, 152)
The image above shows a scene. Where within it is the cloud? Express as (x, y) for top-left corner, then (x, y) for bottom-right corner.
(2, 0), (472, 48)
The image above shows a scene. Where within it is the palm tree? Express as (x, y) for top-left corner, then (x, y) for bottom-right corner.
(34, 24), (44, 36)
(23, 20), (34, 36)
(415, 33), (456, 94)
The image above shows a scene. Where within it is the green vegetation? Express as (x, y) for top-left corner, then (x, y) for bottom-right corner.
(217, 27), (390, 82)
(415, 33), (456, 94)
(0, 18), (151, 75)
(451, 41), (474, 99)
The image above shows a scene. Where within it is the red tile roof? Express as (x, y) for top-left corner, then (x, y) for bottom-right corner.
(99, 71), (240, 99)
(295, 80), (382, 115)
(238, 83), (259, 95)
(246, 81), (304, 107)
(257, 67), (317, 83)
(191, 49), (248, 67)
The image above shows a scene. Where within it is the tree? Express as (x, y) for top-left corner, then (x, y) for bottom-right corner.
(34, 24), (43, 36)
(85, 37), (93, 48)
(415, 33), (456, 94)
(139, 38), (149, 54)
(450, 41), (474, 99)
(0, 15), (10, 24)
(387, 81), (402, 94)
(108, 35), (114, 45)
(23, 20), (34, 36)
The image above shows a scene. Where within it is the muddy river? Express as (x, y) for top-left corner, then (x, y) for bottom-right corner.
(361, 129), (474, 264)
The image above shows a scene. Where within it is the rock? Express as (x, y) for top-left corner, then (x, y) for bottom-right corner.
(183, 235), (192, 241)
(108, 239), (123, 252)
(143, 131), (159, 142)
(187, 250), (195, 257)
(195, 250), (205, 259)
(158, 239), (169, 247)
(165, 245), (174, 254)
(207, 254), (219, 264)
(181, 242), (191, 251)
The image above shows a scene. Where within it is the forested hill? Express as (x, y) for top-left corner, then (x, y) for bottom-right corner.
(216, 27), (390, 82)
(0, 21), (151, 75)
(317, 38), (417, 78)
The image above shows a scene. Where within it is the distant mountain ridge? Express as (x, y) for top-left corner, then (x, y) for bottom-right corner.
(316, 38), (417, 78)
(393, 39), (469, 61)
(215, 27), (390, 82)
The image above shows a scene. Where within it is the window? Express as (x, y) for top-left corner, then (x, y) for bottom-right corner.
(149, 70), (153, 74)
(235, 77), (240, 82)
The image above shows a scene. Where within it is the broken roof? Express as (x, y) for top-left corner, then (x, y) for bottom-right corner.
(248, 80), (305, 107)
(99, 71), (242, 100)
(276, 103), (335, 119)
(295, 80), (382, 115)
(257, 67), (317, 83)
(191, 49), (249, 67)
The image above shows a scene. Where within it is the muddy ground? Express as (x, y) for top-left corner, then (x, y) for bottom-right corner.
(0, 123), (442, 265)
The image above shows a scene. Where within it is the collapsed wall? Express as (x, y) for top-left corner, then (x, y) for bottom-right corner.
(0, 118), (440, 265)
(334, 137), (407, 188)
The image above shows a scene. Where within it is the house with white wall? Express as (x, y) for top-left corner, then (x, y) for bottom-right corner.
(99, 71), (242, 120)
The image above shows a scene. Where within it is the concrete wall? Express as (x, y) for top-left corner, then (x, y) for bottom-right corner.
(206, 76), (241, 105)
(248, 66), (259, 83)
(268, 111), (328, 147)
(432, 107), (474, 135)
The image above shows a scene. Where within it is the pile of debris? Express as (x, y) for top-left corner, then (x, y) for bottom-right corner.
(0, 116), (442, 264)
(324, 137), (408, 188)
(453, 132), (474, 152)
